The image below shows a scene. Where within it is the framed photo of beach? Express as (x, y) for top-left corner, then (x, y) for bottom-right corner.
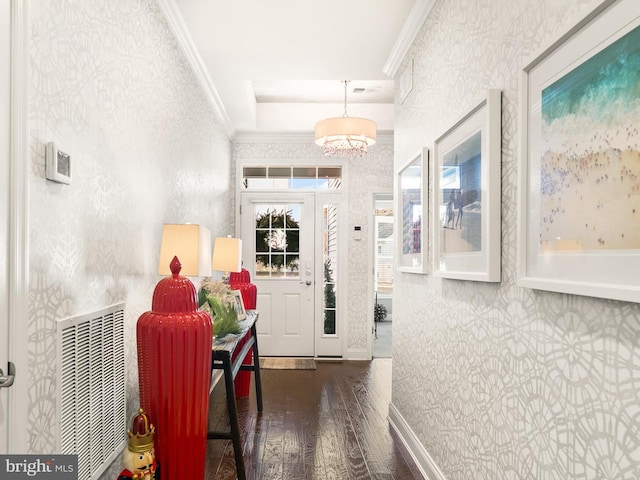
(518, 0), (640, 303)
(397, 148), (428, 274)
(433, 89), (502, 282)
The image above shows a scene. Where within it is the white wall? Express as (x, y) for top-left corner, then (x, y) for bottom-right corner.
(392, 0), (640, 478)
(26, 0), (232, 458)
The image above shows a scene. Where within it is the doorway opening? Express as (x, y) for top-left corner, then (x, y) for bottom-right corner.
(237, 162), (347, 359)
(373, 193), (394, 358)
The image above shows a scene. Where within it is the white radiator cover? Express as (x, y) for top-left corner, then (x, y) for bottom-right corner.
(56, 303), (126, 480)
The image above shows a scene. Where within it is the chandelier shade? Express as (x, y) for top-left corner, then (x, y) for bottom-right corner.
(314, 81), (377, 157)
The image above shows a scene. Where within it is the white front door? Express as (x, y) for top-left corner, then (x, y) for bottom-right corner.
(241, 192), (316, 356)
(0, 0), (11, 452)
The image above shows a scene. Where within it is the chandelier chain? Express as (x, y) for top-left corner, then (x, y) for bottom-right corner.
(343, 80), (349, 117)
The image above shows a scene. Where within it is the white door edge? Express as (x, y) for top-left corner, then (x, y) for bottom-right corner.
(369, 189), (394, 360)
(8, 0), (30, 453)
(0, 0), (10, 453)
(366, 190), (376, 360)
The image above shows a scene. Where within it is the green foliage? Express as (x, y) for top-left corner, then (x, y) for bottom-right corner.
(207, 295), (241, 338)
(197, 280), (241, 338)
(324, 259), (336, 308)
(323, 258), (336, 333)
(255, 209), (300, 271)
(198, 287), (208, 309)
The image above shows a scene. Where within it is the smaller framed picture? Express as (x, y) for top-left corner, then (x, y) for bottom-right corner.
(433, 89), (502, 282)
(232, 290), (246, 321)
(397, 148), (429, 274)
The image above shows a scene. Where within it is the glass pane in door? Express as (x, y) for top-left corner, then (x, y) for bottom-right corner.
(254, 203), (301, 278)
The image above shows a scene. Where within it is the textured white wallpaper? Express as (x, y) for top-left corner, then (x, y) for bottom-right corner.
(393, 0), (640, 479)
(233, 139), (394, 356)
(27, 0), (232, 462)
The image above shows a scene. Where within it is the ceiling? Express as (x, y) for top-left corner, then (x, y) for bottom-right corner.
(169, 0), (423, 135)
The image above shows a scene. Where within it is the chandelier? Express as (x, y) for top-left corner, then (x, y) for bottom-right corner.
(314, 80), (377, 158)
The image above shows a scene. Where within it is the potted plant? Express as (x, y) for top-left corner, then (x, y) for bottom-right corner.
(198, 279), (241, 338)
(374, 302), (387, 323)
(207, 296), (241, 338)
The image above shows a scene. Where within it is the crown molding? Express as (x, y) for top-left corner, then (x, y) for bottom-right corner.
(383, 0), (436, 77)
(233, 131), (315, 144)
(158, 0), (235, 137)
(375, 131), (395, 145)
(233, 131), (394, 145)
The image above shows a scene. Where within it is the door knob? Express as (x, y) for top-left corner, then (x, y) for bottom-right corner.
(300, 280), (312, 286)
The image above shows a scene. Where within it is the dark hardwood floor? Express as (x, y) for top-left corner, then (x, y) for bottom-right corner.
(205, 359), (421, 480)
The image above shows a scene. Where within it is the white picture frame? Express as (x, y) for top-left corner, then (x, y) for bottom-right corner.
(399, 58), (414, 104)
(397, 148), (429, 274)
(232, 290), (247, 321)
(433, 89), (502, 282)
(518, 0), (640, 303)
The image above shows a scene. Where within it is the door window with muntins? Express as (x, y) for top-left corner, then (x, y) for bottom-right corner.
(254, 203), (300, 278)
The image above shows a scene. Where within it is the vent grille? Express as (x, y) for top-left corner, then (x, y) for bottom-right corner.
(57, 303), (126, 480)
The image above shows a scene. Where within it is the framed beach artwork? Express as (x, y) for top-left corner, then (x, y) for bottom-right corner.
(518, 0), (640, 303)
(397, 148), (428, 274)
(433, 89), (502, 282)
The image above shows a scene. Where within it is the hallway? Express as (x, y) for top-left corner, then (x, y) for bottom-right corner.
(205, 359), (420, 479)
(373, 320), (393, 358)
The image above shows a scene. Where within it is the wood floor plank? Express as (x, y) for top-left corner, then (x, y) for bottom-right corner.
(205, 359), (420, 480)
(327, 381), (372, 479)
(343, 362), (417, 479)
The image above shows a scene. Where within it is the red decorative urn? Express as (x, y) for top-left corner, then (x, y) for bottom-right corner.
(229, 267), (257, 397)
(136, 256), (212, 479)
(229, 267), (257, 310)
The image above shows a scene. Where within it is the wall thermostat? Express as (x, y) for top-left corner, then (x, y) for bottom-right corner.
(45, 141), (71, 184)
(354, 225), (362, 241)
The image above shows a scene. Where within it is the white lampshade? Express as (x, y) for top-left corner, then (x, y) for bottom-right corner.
(158, 224), (212, 276)
(314, 116), (377, 147)
(211, 237), (242, 273)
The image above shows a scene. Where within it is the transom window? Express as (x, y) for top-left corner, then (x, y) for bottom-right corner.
(243, 165), (342, 190)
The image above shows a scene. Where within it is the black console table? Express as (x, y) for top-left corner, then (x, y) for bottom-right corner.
(208, 310), (262, 480)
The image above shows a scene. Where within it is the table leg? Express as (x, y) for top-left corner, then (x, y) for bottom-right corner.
(250, 325), (263, 412)
(223, 357), (246, 480)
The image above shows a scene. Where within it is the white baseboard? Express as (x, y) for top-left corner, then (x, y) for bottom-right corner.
(388, 402), (448, 480)
(345, 348), (371, 360)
